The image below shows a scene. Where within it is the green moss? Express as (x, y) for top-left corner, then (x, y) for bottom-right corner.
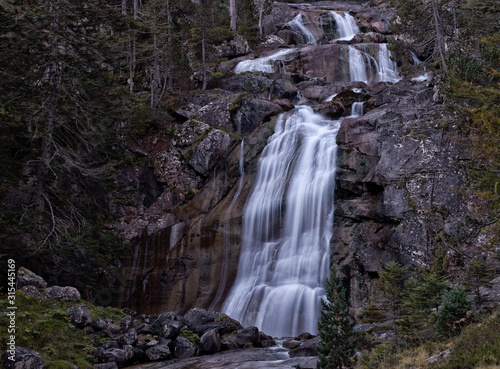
(180, 329), (200, 345)
(0, 294), (105, 368)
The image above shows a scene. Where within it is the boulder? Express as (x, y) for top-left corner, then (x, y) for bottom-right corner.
(150, 312), (177, 332)
(97, 349), (127, 368)
(2, 347), (43, 369)
(173, 336), (197, 358)
(66, 305), (92, 327)
(92, 317), (109, 331)
(104, 323), (124, 339)
(16, 268), (47, 289)
(282, 340), (301, 349)
(119, 316), (135, 331)
(19, 286), (45, 299)
(95, 363), (118, 369)
(161, 320), (183, 339)
(215, 35), (251, 58)
(288, 336), (320, 357)
(198, 328), (221, 354)
(222, 326), (260, 348)
(45, 286), (81, 302)
(232, 98), (282, 135)
(117, 328), (138, 347)
(182, 308), (220, 335)
(123, 345), (146, 365)
(145, 343), (172, 361)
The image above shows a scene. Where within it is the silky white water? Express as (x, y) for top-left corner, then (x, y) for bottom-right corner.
(331, 11), (360, 40)
(222, 106), (340, 337)
(234, 49), (297, 74)
(285, 13), (316, 45)
(349, 44), (400, 83)
(351, 102), (364, 117)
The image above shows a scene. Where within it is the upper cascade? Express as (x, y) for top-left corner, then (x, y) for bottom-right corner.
(328, 11), (360, 41)
(234, 48), (297, 74)
(284, 13), (317, 45)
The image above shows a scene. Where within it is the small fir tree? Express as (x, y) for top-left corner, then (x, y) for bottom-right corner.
(317, 269), (358, 369)
(436, 287), (473, 336)
(377, 261), (410, 346)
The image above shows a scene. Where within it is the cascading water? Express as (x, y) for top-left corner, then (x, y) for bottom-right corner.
(331, 11), (360, 40)
(351, 102), (364, 117)
(234, 49), (297, 74)
(349, 44), (400, 83)
(222, 106), (340, 337)
(285, 13), (316, 45)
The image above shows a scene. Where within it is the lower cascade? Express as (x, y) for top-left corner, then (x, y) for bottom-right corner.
(222, 106), (341, 337)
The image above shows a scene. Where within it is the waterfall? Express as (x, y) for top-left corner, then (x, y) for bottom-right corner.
(351, 102), (364, 117)
(235, 49), (297, 74)
(285, 13), (316, 45)
(222, 106), (340, 337)
(331, 11), (359, 40)
(210, 140), (245, 311)
(349, 46), (369, 83)
(349, 44), (400, 83)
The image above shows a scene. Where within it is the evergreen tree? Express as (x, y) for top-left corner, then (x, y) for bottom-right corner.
(464, 259), (494, 309)
(377, 261), (409, 346)
(436, 287), (473, 336)
(317, 269), (358, 369)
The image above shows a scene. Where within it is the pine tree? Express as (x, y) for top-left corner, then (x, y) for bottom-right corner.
(377, 261), (409, 346)
(317, 269), (358, 369)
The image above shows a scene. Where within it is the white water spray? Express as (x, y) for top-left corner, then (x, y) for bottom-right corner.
(235, 49), (297, 74)
(285, 13), (316, 45)
(222, 106), (340, 337)
(331, 11), (360, 40)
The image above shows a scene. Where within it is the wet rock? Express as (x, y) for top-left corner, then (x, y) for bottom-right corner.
(16, 268), (47, 289)
(288, 336), (320, 357)
(66, 305), (92, 327)
(45, 286), (81, 302)
(2, 347), (43, 369)
(104, 323), (124, 339)
(199, 328), (222, 354)
(233, 98), (282, 135)
(150, 312), (177, 331)
(283, 340), (301, 349)
(95, 363), (118, 369)
(145, 343), (172, 361)
(223, 326), (260, 348)
(182, 308), (220, 335)
(173, 336), (197, 358)
(296, 332), (314, 340)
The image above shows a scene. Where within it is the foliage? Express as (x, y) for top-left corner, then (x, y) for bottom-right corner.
(435, 287), (473, 336)
(400, 270), (450, 342)
(0, 293), (124, 368)
(464, 259), (494, 309)
(316, 269), (359, 369)
(376, 261), (410, 345)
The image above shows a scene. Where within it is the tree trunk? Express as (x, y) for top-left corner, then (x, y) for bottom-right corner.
(431, 0), (447, 71)
(230, 0), (236, 32)
(151, 9), (160, 107)
(201, 0), (207, 90)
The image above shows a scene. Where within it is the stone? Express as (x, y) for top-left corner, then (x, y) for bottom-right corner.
(66, 305), (92, 327)
(215, 35), (251, 58)
(92, 317), (108, 331)
(19, 286), (45, 299)
(223, 326), (260, 348)
(173, 336), (197, 358)
(198, 328), (221, 354)
(182, 308), (220, 335)
(119, 316), (134, 331)
(161, 320), (183, 339)
(2, 347), (43, 369)
(45, 286), (81, 302)
(16, 268), (47, 289)
(95, 363), (118, 369)
(145, 344), (172, 361)
(97, 349), (126, 368)
(123, 345), (146, 365)
(288, 336), (320, 357)
(117, 329), (137, 347)
(104, 323), (124, 339)
(150, 312), (177, 332)
(282, 340), (301, 349)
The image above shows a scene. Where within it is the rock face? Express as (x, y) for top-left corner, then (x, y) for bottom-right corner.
(110, 0), (483, 321)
